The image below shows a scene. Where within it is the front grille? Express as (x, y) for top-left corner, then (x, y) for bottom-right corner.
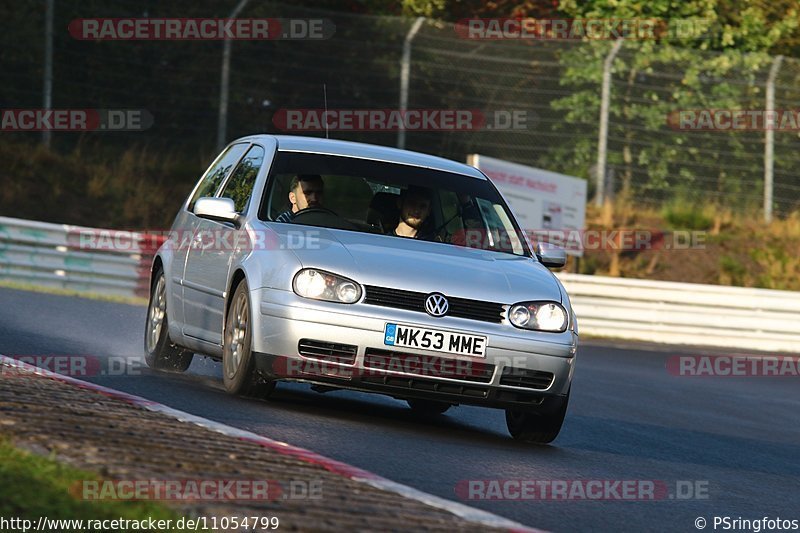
(363, 285), (505, 323)
(298, 339), (357, 364)
(499, 367), (554, 390)
(363, 348), (495, 383)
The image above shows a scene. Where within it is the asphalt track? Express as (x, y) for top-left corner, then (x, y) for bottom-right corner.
(1, 286), (798, 532)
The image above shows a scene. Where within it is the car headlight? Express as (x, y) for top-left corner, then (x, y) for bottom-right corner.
(292, 268), (362, 304)
(508, 301), (568, 332)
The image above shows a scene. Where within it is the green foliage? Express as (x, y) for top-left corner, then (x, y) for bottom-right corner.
(559, 0), (799, 53)
(719, 254), (747, 284)
(401, 0), (447, 17)
(545, 0), (800, 211)
(661, 200), (714, 230)
(0, 140), (201, 229)
(0, 439), (188, 531)
(749, 237), (800, 289)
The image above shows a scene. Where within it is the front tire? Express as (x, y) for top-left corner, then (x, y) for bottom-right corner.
(505, 389), (570, 444)
(144, 268), (193, 372)
(222, 280), (275, 398)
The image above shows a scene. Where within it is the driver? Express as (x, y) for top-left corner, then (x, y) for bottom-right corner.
(275, 174), (324, 223)
(389, 186), (438, 240)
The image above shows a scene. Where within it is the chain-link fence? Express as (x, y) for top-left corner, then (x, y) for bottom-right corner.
(3, 1), (800, 217)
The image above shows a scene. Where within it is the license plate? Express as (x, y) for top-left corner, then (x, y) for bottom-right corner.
(383, 323), (487, 357)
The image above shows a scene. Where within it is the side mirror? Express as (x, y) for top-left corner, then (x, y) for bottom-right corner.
(536, 242), (567, 268)
(193, 197), (240, 226)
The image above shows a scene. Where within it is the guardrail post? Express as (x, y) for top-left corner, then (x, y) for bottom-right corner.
(595, 39), (623, 207)
(764, 55), (783, 223)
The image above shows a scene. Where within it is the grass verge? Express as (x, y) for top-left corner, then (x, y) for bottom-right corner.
(0, 280), (147, 306)
(572, 199), (800, 291)
(0, 439), (190, 532)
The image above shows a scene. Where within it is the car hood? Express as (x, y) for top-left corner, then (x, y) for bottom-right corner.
(266, 224), (562, 304)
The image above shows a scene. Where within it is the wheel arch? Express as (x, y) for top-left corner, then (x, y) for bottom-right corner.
(150, 255), (164, 287)
(224, 268), (249, 329)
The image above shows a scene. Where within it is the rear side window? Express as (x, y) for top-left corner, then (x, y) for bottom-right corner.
(220, 145), (265, 213)
(188, 143), (248, 212)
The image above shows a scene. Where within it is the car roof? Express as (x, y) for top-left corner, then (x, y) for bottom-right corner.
(234, 134), (487, 180)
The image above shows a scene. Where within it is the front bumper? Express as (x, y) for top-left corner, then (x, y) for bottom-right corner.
(251, 288), (577, 410)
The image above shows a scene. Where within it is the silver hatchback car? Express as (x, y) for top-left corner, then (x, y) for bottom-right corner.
(145, 135), (578, 443)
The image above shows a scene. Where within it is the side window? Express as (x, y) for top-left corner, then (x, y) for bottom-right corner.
(476, 198), (523, 254)
(220, 145), (265, 213)
(476, 198), (504, 228)
(188, 143), (248, 212)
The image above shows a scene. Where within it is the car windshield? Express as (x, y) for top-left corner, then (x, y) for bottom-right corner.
(259, 151), (529, 257)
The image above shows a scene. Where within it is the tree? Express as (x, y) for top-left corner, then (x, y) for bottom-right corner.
(546, 0), (800, 209)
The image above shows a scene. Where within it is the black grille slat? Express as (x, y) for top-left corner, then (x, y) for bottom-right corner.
(448, 302), (502, 311)
(449, 297), (502, 309)
(499, 368), (554, 390)
(298, 339), (357, 364)
(448, 306), (505, 321)
(360, 375), (490, 398)
(363, 285), (505, 324)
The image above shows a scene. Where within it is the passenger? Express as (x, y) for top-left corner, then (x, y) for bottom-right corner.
(389, 186), (437, 240)
(275, 174), (324, 223)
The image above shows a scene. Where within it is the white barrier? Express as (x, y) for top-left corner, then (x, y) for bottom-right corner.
(557, 273), (800, 353)
(1, 216), (798, 352)
(0, 216), (157, 298)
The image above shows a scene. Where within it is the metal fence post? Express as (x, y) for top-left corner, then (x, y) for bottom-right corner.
(217, 0), (251, 152)
(42, 0), (54, 149)
(397, 17), (425, 150)
(764, 55), (783, 223)
(595, 39), (623, 206)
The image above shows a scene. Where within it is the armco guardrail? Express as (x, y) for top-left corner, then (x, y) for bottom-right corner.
(1, 216), (798, 352)
(0, 216), (161, 298)
(557, 273), (800, 353)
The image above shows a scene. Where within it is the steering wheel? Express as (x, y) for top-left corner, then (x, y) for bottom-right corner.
(292, 206), (340, 219)
(291, 206), (359, 231)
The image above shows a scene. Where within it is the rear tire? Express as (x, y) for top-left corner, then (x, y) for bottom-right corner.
(407, 398), (451, 415)
(222, 280), (275, 398)
(505, 389), (569, 444)
(144, 268), (193, 372)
